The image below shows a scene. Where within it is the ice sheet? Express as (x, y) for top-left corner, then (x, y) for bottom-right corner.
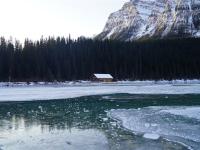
(108, 106), (200, 149)
(161, 107), (200, 120)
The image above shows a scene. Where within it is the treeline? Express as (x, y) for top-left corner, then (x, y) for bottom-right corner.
(0, 36), (200, 81)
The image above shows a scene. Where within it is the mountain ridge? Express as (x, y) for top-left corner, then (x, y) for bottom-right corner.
(97, 0), (200, 41)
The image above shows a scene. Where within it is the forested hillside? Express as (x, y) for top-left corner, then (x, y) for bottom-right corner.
(0, 37), (200, 81)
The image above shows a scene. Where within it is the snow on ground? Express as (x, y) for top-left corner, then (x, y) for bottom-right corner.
(108, 106), (200, 149)
(1, 81), (200, 101)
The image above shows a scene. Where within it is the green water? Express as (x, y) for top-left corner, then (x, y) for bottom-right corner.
(0, 94), (200, 150)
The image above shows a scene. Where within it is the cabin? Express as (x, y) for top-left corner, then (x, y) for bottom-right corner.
(92, 74), (113, 82)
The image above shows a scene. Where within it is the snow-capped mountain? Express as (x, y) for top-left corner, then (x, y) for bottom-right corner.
(97, 0), (200, 41)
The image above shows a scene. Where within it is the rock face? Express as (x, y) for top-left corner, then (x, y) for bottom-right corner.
(97, 0), (200, 41)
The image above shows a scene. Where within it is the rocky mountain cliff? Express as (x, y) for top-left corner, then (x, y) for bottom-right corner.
(97, 0), (200, 41)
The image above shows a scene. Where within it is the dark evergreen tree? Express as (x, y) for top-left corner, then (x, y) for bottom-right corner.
(0, 36), (200, 81)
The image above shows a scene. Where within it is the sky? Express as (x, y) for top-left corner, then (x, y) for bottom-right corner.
(0, 0), (127, 42)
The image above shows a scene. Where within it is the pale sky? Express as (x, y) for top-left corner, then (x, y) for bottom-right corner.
(0, 0), (127, 41)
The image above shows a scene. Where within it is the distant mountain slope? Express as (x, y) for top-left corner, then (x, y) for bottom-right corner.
(97, 0), (200, 41)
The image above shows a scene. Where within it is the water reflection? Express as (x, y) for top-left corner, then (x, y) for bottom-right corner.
(1, 94), (199, 150)
(1, 124), (108, 150)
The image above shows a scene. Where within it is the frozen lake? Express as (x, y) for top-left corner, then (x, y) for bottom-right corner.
(0, 83), (200, 150)
(1, 82), (200, 101)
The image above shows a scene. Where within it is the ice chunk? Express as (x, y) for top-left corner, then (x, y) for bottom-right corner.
(143, 133), (160, 140)
(102, 118), (108, 122)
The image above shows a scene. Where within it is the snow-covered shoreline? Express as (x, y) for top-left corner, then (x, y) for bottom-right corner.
(0, 81), (200, 102)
